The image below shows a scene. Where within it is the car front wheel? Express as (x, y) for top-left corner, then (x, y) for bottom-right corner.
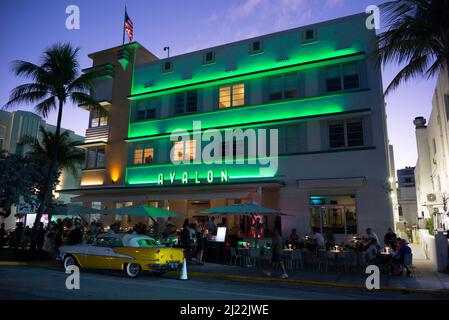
(125, 263), (141, 278)
(63, 255), (77, 269)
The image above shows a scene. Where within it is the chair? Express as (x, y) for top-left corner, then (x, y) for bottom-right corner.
(403, 253), (414, 275)
(291, 250), (304, 270)
(341, 251), (356, 272)
(230, 247), (242, 266)
(317, 250), (330, 272)
(249, 248), (260, 267)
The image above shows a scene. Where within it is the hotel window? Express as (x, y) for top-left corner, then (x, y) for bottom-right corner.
(162, 60), (172, 73)
(343, 63), (360, 90)
(249, 40), (263, 55)
(175, 90), (198, 114)
(329, 119), (364, 149)
(326, 63), (360, 93)
(203, 51), (215, 64)
(85, 147), (105, 169)
(90, 112), (108, 127)
(326, 66), (342, 92)
(302, 28), (317, 43)
(219, 83), (245, 108)
(268, 73), (299, 101)
(173, 140), (196, 161)
(133, 145), (154, 165)
(134, 98), (159, 121)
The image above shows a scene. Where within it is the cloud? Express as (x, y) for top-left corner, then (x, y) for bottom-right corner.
(229, 0), (265, 19)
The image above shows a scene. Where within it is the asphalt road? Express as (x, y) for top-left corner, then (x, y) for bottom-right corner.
(0, 265), (440, 300)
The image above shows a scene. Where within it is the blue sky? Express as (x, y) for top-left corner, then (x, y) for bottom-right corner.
(0, 0), (438, 171)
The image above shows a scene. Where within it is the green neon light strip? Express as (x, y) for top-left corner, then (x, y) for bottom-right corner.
(130, 50), (363, 100)
(127, 91), (354, 138)
(126, 162), (277, 185)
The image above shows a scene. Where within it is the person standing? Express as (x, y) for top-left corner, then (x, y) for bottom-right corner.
(264, 229), (288, 279)
(0, 223), (6, 247)
(36, 222), (46, 250)
(196, 224), (207, 265)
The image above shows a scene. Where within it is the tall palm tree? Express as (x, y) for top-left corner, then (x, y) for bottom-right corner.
(3, 42), (102, 234)
(377, 0), (449, 95)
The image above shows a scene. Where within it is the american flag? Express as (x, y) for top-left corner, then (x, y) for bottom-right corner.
(124, 9), (133, 42)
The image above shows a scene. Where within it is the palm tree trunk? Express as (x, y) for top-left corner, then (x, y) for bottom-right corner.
(30, 99), (63, 249)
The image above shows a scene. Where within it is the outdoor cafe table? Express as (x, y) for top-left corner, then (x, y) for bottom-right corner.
(237, 247), (253, 267)
(328, 249), (354, 271)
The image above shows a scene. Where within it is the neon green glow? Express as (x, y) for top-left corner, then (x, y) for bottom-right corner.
(128, 96), (344, 139)
(131, 49), (362, 99)
(126, 162), (277, 185)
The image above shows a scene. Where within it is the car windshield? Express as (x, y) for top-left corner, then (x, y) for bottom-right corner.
(136, 238), (157, 248)
(96, 237), (123, 248)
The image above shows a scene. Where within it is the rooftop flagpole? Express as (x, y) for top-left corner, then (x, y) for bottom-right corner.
(122, 6), (126, 45)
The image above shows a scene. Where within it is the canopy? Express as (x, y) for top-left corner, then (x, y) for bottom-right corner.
(200, 202), (287, 216)
(105, 205), (178, 218)
(49, 204), (103, 216)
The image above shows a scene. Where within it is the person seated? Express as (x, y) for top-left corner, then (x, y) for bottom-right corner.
(383, 228), (397, 248)
(312, 231), (326, 252)
(366, 238), (380, 265)
(364, 228), (380, 244)
(289, 229), (300, 246)
(392, 239), (412, 276)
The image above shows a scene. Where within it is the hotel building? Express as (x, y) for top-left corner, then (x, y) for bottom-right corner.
(61, 13), (395, 240)
(414, 66), (449, 231)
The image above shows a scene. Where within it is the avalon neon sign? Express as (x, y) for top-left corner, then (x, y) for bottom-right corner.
(157, 169), (229, 185)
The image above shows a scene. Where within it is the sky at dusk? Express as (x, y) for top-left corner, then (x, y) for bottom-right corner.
(0, 0), (438, 173)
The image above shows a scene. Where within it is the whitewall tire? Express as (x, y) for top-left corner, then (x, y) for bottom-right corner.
(125, 263), (141, 278)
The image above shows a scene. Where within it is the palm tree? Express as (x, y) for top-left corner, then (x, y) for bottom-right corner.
(2, 42), (102, 234)
(377, 0), (449, 95)
(20, 126), (85, 179)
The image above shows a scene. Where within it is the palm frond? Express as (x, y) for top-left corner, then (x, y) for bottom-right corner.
(376, 0), (449, 95)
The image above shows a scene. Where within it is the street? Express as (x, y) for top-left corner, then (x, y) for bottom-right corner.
(0, 265), (441, 300)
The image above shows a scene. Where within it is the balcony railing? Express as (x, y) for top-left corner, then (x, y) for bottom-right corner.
(85, 125), (109, 143)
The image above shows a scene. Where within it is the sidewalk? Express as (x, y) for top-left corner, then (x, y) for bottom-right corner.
(185, 259), (449, 297)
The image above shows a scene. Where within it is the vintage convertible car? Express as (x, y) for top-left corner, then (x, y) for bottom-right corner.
(58, 233), (184, 278)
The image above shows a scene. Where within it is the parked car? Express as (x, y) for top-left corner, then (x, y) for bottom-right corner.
(58, 233), (184, 278)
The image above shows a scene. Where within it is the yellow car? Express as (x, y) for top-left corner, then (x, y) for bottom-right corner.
(58, 233), (184, 278)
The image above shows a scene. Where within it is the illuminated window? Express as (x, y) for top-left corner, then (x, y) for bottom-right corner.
(90, 112), (108, 127)
(85, 147), (105, 169)
(173, 140), (196, 161)
(219, 83), (245, 108)
(133, 146), (154, 165)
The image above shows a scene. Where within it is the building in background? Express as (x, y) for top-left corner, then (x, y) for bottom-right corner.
(61, 13), (395, 240)
(397, 167), (418, 226)
(0, 109), (84, 229)
(414, 67), (449, 231)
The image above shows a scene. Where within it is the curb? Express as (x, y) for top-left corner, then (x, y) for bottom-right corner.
(2, 261), (448, 298)
(187, 271), (449, 298)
